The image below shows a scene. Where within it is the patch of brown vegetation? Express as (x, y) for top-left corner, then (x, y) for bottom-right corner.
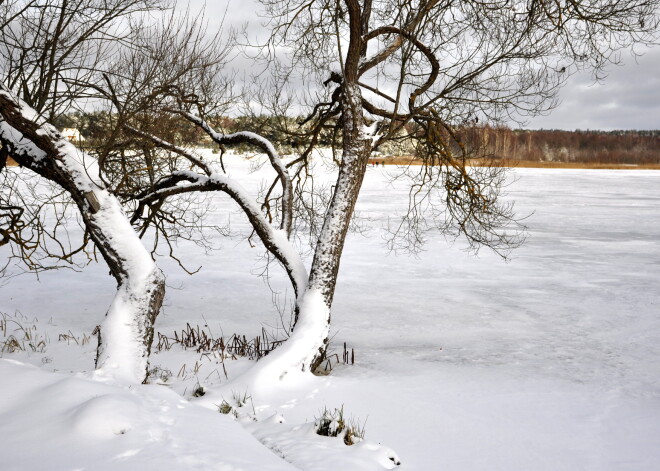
(368, 157), (660, 170)
(505, 160), (660, 170)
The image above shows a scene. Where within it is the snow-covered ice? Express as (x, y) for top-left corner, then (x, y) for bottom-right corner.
(1, 157), (659, 470)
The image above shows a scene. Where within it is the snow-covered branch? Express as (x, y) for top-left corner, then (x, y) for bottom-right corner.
(135, 169), (307, 298)
(0, 87), (165, 384)
(173, 110), (294, 236)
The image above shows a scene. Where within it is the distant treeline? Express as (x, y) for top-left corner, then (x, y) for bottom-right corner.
(464, 127), (660, 165)
(51, 111), (659, 165)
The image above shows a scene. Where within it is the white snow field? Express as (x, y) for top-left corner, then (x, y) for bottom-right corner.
(1, 156), (660, 470)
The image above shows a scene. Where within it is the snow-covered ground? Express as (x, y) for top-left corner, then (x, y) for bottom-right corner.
(2, 157), (660, 470)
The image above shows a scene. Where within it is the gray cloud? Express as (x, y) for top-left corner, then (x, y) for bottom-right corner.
(192, 1), (660, 130)
(527, 48), (660, 130)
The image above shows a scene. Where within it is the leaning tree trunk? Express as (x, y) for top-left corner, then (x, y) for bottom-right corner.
(224, 83), (372, 392)
(243, 86), (372, 386)
(0, 88), (164, 384)
(305, 81), (372, 370)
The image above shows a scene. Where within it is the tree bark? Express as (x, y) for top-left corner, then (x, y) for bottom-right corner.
(307, 82), (372, 370)
(0, 88), (164, 383)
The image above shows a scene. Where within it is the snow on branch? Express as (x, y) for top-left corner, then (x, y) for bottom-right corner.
(0, 88), (102, 197)
(135, 169), (307, 298)
(172, 110), (294, 236)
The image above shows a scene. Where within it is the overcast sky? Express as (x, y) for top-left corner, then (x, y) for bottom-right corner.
(195, 0), (660, 131)
(526, 47), (660, 131)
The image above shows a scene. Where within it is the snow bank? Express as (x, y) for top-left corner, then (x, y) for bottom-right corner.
(0, 359), (296, 471)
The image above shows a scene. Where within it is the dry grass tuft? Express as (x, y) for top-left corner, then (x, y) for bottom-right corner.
(314, 341), (355, 375)
(156, 323), (283, 360)
(0, 312), (48, 353)
(314, 405), (366, 446)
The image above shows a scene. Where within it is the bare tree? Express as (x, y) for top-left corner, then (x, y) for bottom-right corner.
(240, 0), (660, 371)
(114, 107), (326, 385)
(6, 0), (656, 387)
(0, 0), (225, 383)
(104, 0), (659, 384)
(81, 23), (328, 380)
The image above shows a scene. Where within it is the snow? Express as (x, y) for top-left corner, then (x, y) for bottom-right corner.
(0, 117), (47, 162)
(51, 136), (103, 192)
(361, 122), (381, 145)
(268, 227), (308, 295)
(0, 359), (296, 471)
(2, 156), (660, 470)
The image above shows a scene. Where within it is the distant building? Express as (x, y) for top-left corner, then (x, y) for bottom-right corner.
(61, 128), (86, 143)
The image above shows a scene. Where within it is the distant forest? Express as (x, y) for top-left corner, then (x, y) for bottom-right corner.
(50, 112), (660, 165)
(462, 127), (660, 165)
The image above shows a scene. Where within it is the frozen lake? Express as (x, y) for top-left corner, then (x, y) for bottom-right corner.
(2, 163), (660, 470)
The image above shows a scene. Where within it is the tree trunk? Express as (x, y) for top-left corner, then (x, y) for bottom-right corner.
(0, 88), (164, 383)
(306, 82), (372, 370)
(224, 83), (372, 388)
